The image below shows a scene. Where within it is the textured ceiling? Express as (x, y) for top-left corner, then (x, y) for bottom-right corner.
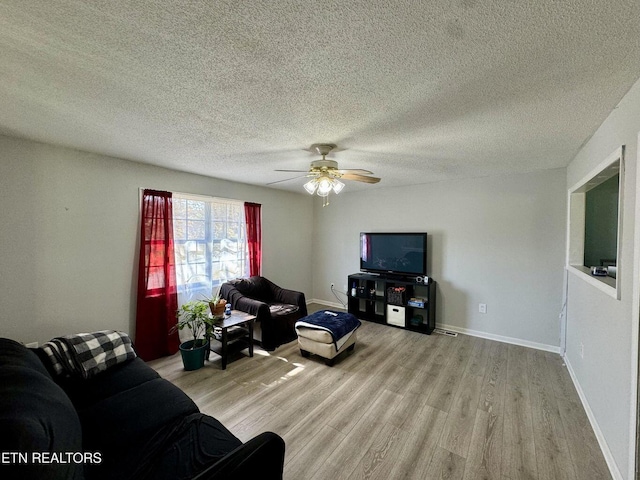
(1, 0), (639, 192)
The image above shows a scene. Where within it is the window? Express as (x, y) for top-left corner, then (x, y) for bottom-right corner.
(172, 194), (248, 302)
(584, 174), (619, 269)
(567, 146), (624, 298)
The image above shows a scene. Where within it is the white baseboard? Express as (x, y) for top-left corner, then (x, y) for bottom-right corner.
(308, 301), (560, 354)
(437, 322), (561, 354)
(308, 299), (346, 310)
(564, 355), (623, 480)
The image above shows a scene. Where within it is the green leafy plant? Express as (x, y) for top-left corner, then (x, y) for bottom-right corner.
(200, 285), (223, 304)
(200, 293), (220, 304)
(201, 285), (227, 318)
(173, 301), (215, 350)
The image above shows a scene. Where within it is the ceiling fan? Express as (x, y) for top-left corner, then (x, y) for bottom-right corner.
(268, 144), (381, 206)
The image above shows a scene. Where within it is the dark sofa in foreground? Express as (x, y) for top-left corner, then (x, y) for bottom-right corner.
(0, 338), (284, 480)
(220, 276), (307, 351)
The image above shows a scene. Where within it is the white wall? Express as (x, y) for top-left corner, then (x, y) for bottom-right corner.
(311, 168), (567, 351)
(0, 135), (313, 344)
(564, 77), (640, 480)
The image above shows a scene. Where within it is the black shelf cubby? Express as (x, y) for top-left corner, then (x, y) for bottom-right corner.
(347, 273), (436, 334)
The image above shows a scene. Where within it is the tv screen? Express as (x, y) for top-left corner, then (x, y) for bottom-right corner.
(360, 233), (427, 276)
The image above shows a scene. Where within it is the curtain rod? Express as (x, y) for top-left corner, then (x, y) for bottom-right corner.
(138, 187), (246, 205)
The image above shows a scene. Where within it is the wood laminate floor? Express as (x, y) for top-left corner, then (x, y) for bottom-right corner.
(149, 305), (611, 480)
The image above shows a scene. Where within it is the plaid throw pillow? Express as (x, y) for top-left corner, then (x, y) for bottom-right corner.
(39, 330), (136, 379)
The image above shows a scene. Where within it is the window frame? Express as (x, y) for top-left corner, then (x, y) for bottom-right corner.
(566, 145), (625, 299)
(172, 192), (248, 300)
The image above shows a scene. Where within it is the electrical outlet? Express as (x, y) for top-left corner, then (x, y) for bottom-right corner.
(330, 283), (334, 289)
(479, 303), (487, 314)
(579, 342), (584, 359)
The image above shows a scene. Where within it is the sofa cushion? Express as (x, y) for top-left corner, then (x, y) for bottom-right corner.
(0, 338), (84, 480)
(82, 413), (242, 480)
(55, 358), (160, 410)
(144, 413), (243, 480)
(78, 377), (199, 455)
(268, 303), (299, 316)
(234, 277), (271, 302)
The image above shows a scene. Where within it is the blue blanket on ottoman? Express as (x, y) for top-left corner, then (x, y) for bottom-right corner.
(295, 311), (361, 350)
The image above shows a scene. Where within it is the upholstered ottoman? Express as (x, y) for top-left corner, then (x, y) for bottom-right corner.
(295, 311), (361, 366)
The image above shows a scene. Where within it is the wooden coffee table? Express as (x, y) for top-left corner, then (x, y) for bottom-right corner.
(209, 310), (256, 370)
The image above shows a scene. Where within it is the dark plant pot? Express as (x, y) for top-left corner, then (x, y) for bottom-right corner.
(179, 339), (209, 371)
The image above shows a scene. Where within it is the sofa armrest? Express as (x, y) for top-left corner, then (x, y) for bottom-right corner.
(220, 282), (270, 322)
(264, 278), (307, 314)
(278, 289), (307, 315)
(192, 431), (284, 480)
(235, 296), (271, 322)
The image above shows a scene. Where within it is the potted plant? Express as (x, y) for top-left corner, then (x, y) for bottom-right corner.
(204, 286), (227, 318)
(173, 300), (214, 371)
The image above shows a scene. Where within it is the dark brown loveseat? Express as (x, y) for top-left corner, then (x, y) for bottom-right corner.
(220, 276), (307, 351)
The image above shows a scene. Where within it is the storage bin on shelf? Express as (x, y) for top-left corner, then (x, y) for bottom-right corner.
(386, 286), (406, 305)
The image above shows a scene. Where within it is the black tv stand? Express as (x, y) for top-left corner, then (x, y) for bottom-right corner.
(347, 273), (436, 334)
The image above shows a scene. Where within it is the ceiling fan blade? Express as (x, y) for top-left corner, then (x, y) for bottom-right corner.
(341, 173), (381, 184)
(266, 174), (310, 186)
(336, 168), (374, 175)
(274, 169), (310, 173)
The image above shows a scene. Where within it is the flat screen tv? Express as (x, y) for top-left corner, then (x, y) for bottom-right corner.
(360, 232), (427, 276)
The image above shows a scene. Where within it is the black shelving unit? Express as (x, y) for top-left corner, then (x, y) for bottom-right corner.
(347, 273), (436, 334)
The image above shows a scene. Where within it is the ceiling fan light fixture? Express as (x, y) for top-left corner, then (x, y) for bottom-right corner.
(317, 176), (333, 196)
(272, 143), (379, 206)
(303, 179), (318, 194)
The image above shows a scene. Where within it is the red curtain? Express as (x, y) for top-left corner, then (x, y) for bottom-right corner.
(244, 202), (262, 276)
(135, 190), (180, 360)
